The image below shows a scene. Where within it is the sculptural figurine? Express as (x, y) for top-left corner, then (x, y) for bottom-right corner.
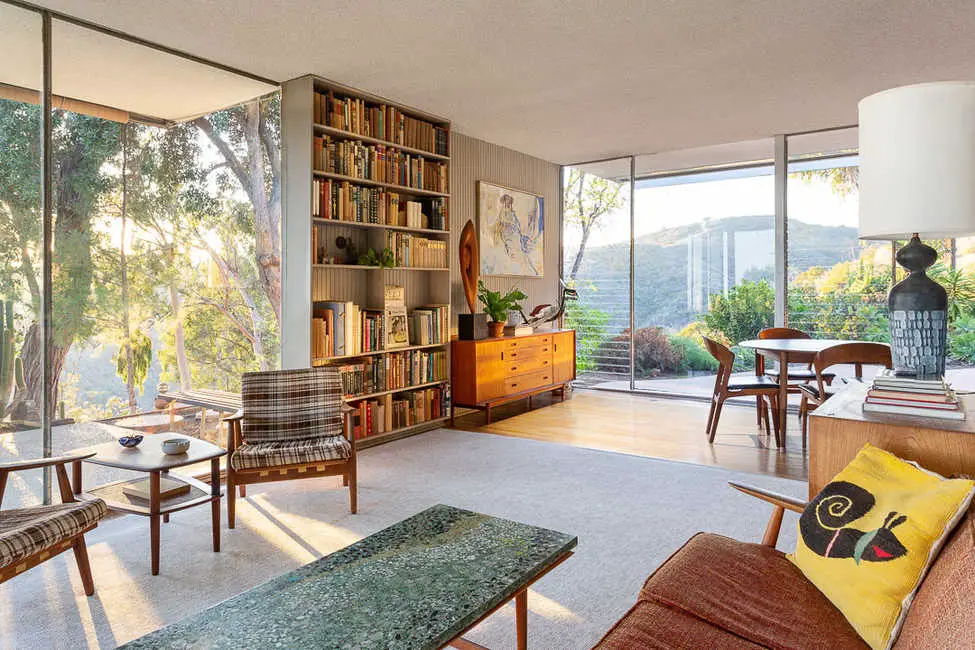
(459, 220), (479, 313)
(518, 279), (578, 328)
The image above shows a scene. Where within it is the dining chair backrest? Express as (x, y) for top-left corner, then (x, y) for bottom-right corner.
(812, 342), (893, 398)
(703, 336), (735, 393)
(758, 327), (814, 368)
(758, 327), (811, 340)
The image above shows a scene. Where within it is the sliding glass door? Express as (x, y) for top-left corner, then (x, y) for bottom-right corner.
(561, 157), (633, 387)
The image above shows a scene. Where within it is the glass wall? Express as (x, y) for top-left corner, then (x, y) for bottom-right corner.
(0, 1), (279, 504)
(630, 164), (775, 396)
(0, 3), (43, 505)
(561, 158), (632, 387)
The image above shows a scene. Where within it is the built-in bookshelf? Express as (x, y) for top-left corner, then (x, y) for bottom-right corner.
(302, 77), (452, 448)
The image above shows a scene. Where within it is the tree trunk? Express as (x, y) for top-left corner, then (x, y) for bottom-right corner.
(169, 283), (192, 391)
(120, 126), (137, 413)
(569, 223), (593, 282)
(13, 322), (69, 420)
(202, 243), (268, 371)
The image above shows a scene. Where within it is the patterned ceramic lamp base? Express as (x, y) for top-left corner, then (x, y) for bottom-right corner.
(889, 309), (946, 378)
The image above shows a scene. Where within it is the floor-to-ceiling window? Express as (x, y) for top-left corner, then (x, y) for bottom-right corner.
(561, 158), (633, 387)
(0, 1), (278, 505)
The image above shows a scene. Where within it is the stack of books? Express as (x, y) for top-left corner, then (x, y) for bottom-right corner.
(863, 370), (965, 420)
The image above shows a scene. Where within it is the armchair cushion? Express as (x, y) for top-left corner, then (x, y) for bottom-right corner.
(642, 532), (867, 650)
(595, 598), (766, 649)
(230, 435), (352, 471)
(241, 367), (343, 444)
(0, 499), (107, 569)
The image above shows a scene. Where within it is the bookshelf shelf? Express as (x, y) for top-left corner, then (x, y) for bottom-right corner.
(301, 76), (452, 447)
(312, 218), (449, 237)
(312, 264), (449, 272)
(342, 379), (449, 403)
(314, 123), (450, 162)
(357, 416), (451, 450)
(313, 170), (449, 198)
(312, 342), (448, 365)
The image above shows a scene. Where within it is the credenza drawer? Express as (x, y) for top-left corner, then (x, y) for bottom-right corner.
(504, 355), (552, 377)
(501, 335), (552, 350)
(503, 368), (553, 394)
(502, 345), (551, 361)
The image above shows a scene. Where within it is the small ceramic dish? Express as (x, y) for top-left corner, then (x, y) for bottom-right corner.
(118, 434), (144, 448)
(161, 438), (191, 455)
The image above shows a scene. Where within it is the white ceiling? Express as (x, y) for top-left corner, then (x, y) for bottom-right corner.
(20, 0), (975, 163)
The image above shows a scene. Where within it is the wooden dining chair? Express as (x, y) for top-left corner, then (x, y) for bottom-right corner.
(798, 342), (893, 446)
(702, 337), (781, 444)
(754, 327), (836, 428)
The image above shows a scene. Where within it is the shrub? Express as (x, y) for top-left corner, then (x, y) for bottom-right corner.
(668, 335), (719, 372)
(564, 300), (610, 373)
(949, 315), (975, 363)
(702, 280), (774, 344)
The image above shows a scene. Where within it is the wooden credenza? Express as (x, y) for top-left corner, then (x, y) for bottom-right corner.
(451, 330), (575, 424)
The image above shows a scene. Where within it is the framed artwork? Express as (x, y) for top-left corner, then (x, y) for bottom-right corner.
(477, 180), (544, 277)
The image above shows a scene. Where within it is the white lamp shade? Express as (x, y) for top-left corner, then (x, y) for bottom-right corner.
(858, 82), (975, 240)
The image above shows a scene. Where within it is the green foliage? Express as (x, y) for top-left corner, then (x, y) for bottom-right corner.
(788, 257), (891, 341)
(357, 247), (395, 268)
(112, 330), (153, 396)
(930, 264), (975, 323)
(702, 280), (774, 345)
(949, 315), (975, 363)
(0, 300), (12, 417)
(668, 335), (719, 372)
(564, 299), (609, 373)
(477, 281), (527, 323)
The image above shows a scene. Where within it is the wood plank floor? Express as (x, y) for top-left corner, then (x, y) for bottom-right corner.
(450, 388), (809, 482)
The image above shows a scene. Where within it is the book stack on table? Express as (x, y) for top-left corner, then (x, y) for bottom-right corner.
(862, 369), (965, 420)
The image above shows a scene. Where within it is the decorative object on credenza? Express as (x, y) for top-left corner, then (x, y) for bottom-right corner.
(518, 279), (579, 329)
(118, 434), (144, 448)
(477, 180), (544, 277)
(859, 81), (975, 378)
(458, 220), (488, 340)
(477, 281), (527, 338)
(161, 437), (191, 455)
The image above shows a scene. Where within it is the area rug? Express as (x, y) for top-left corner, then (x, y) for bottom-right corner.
(0, 429), (804, 649)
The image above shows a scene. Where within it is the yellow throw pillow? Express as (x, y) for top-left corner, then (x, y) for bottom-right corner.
(789, 444), (974, 650)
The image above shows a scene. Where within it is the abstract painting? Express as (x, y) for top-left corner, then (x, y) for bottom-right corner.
(477, 180), (544, 277)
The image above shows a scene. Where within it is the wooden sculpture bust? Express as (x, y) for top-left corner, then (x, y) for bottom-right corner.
(458, 220), (487, 339)
(459, 220), (479, 313)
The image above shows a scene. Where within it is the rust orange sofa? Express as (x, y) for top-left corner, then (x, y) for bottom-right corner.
(595, 483), (975, 649)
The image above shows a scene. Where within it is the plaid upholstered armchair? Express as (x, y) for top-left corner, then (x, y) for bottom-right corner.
(225, 367), (356, 528)
(0, 453), (107, 595)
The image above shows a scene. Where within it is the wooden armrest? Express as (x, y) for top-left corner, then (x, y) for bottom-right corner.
(0, 452), (96, 473)
(729, 481), (807, 513)
(341, 404), (356, 414)
(224, 409), (244, 421)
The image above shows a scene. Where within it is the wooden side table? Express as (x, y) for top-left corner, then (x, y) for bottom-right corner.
(71, 433), (226, 575)
(808, 381), (975, 499)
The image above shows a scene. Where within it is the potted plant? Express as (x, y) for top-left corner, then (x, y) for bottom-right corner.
(477, 281), (527, 337)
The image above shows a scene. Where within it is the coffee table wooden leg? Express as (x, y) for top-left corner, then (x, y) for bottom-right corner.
(150, 470), (161, 575)
(516, 589), (528, 650)
(210, 458), (221, 553)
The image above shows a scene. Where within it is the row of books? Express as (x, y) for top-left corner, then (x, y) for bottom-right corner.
(314, 136), (448, 194)
(314, 91), (449, 157)
(312, 301), (383, 358)
(383, 232), (448, 269)
(312, 179), (448, 230)
(337, 349), (448, 398)
(349, 385), (450, 439)
(408, 305), (449, 346)
(862, 369), (964, 420)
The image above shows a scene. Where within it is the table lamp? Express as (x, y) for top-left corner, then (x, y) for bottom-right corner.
(859, 81), (975, 378)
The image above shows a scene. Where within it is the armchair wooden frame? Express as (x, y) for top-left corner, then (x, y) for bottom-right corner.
(798, 342), (892, 446)
(224, 405), (358, 529)
(728, 481), (807, 547)
(0, 453), (100, 595)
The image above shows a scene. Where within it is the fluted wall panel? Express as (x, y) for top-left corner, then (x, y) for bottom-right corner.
(449, 133), (561, 328)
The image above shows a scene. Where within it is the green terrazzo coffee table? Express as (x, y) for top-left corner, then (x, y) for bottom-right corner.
(120, 504), (577, 650)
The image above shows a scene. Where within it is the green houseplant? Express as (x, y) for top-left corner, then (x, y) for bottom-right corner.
(477, 281), (527, 337)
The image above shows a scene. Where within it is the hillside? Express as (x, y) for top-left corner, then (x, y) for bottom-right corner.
(567, 215), (858, 331)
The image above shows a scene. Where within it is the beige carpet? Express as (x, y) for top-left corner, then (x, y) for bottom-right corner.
(0, 429), (804, 649)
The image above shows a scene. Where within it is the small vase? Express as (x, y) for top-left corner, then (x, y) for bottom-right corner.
(488, 321), (505, 338)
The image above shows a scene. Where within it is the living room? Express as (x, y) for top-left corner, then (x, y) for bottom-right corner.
(1, 1), (974, 648)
